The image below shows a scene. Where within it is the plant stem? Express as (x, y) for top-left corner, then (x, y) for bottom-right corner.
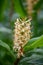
(14, 58), (20, 65)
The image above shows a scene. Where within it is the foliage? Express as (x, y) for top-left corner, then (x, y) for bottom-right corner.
(0, 0), (43, 65)
(0, 35), (43, 65)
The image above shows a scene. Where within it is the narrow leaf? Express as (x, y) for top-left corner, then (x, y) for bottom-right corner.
(14, 0), (27, 17)
(0, 40), (15, 58)
(24, 35), (43, 52)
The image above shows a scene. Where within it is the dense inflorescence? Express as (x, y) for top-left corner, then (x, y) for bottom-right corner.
(13, 18), (31, 58)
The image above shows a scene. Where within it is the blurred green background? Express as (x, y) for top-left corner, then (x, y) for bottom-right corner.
(0, 0), (43, 65)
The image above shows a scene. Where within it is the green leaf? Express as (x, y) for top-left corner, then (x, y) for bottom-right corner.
(0, 40), (10, 50)
(14, 0), (27, 17)
(0, 40), (15, 58)
(19, 54), (43, 65)
(24, 35), (43, 52)
(33, 48), (43, 55)
(18, 48), (43, 65)
(24, 37), (39, 48)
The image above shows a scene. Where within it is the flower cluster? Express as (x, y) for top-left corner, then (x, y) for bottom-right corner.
(13, 18), (31, 58)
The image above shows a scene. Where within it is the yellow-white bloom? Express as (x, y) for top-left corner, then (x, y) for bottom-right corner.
(13, 18), (31, 58)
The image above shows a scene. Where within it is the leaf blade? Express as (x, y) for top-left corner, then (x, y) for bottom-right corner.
(24, 35), (43, 52)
